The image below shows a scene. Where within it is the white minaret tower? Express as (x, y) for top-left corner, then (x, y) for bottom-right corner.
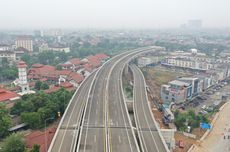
(17, 61), (30, 94)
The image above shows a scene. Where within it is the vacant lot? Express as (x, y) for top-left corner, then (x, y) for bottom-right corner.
(142, 66), (190, 99)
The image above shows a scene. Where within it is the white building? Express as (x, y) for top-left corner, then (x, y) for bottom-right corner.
(17, 61), (30, 94)
(16, 36), (33, 52)
(0, 51), (16, 62)
(163, 57), (214, 71)
(0, 44), (11, 51)
(138, 56), (159, 67)
(39, 43), (70, 53)
(48, 46), (70, 53)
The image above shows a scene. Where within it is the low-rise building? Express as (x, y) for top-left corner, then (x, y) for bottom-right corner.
(138, 56), (159, 67)
(25, 127), (56, 152)
(0, 88), (20, 108)
(161, 80), (192, 104)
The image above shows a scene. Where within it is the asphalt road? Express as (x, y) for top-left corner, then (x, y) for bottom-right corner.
(108, 57), (140, 152)
(77, 51), (142, 152)
(49, 46), (164, 152)
(131, 65), (168, 152)
(49, 72), (96, 152)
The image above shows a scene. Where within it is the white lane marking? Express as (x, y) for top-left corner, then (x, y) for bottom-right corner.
(94, 135), (97, 143)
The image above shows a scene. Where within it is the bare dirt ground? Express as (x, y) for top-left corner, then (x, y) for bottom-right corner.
(142, 66), (190, 103)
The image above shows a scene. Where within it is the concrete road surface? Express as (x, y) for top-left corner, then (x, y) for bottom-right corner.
(131, 65), (168, 152)
(49, 72), (96, 152)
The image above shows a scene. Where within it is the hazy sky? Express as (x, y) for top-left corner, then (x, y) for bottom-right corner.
(1, 0), (230, 29)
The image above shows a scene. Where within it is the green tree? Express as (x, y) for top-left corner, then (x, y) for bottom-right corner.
(2, 133), (25, 152)
(34, 81), (42, 90)
(0, 103), (12, 137)
(30, 144), (40, 152)
(40, 83), (49, 90)
(21, 112), (41, 129)
(21, 55), (31, 65)
(56, 65), (62, 70)
(1, 57), (9, 68)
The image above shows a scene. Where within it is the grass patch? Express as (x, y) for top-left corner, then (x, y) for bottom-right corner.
(142, 68), (189, 87)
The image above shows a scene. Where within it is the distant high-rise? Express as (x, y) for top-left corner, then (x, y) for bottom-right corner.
(187, 20), (202, 29)
(15, 36), (33, 52)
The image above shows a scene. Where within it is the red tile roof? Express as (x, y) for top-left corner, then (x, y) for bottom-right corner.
(29, 82), (36, 87)
(45, 82), (75, 94)
(25, 127), (56, 152)
(28, 65), (57, 80)
(32, 64), (44, 68)
(0, 88), (20, 102)
(39, 78), (48, 82)
(86, 56), (101, 68)
(17, 61), (27, 68)
(44, 86), (60, 94)
(69, 58), (81, 65)
(83, 63), (93, 72)
(59, 82), (73, 88)
(94, 53), (109, 60)
(58, 70), (72, 76)
(68, 72), (84, 84)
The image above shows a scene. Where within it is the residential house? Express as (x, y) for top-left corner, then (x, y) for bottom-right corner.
(0, 88), (20, 108)
(25, 128), (56, 152)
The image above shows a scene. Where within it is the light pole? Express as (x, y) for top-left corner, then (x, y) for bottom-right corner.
(45, 117), (54, 152)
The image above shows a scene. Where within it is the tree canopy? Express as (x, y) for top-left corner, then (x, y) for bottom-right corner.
(11, 88), (73, 129)
(0, 103), (12, 138)
(174, 110), (209, 131)
(1, 133), (25, 152)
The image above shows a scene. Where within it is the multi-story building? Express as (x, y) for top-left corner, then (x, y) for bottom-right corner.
(0, 51), (16, 63)
(162, 57), (214, 71)
(177, 77), (200, 96)
(39, 43), (70, 53)
(15, 36), (33, 52)
(197, 76), (213, 91)
(0, 44), (11, 51)
(161, 80), (192, 104)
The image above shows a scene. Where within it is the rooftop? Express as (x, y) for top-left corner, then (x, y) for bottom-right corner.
(169, 80), (190, 87)
(0, 88), (20, 102)
(178, 77), (199, 81)
(25, 127), (56, 152)
(94, 53), (109, 60)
